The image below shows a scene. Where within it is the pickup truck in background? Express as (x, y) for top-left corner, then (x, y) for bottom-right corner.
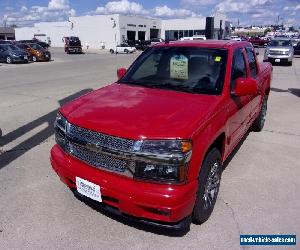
(248, 37), (270, 47)
(64, 36), (82, 54)
(51, 40), (272, 230)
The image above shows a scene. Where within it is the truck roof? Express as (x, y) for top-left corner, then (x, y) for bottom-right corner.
(152, 40), (252, 49)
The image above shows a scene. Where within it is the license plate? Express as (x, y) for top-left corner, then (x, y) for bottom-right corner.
(24, 56), (28, 59)
(76, 177), (102, 202)
(275, 59), (280, 62)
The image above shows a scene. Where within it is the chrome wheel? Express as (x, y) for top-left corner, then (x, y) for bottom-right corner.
(32, 56), (37, 62)
(203, 161), (221, 210)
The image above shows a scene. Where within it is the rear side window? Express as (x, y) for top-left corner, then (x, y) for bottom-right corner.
(231, 49), (247, 84)
(246, 48), (258, 78)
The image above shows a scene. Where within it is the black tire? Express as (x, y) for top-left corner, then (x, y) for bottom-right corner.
(288, 61), (293, 66)
(6, 56), (12, 64)
(192, 148), (222, 224)
(252, 96), (268, 132)
(109, 49), (114, 54)
(124, 49), (129, 53)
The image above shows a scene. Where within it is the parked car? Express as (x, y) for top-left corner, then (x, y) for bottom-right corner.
(109, 43), (136, 54)
(180, 35), (206, 41)
(264, 38), (294, 66)
(64, 36), (82, 54)
(248, 37), (270, 47)
(0, 44), (29, 64)
(51, 40), (272, 230)
(294, 41), (300, 55)
(18, 40), (50, 49)
(27, 43), (51, 62)
(150, 38), (164, 45)
(0, 40), (14, 45)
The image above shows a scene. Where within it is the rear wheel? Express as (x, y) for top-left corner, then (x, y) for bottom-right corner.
(252, 96), (268, 132)
(6, 56), (12, 64)
(124, 49), (129, 54)
(109, 49), (114, 54)
(192, 148), (222, 224)
(32, 56), (37, 62)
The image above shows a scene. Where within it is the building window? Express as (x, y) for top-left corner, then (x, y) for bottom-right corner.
(127, 24), (136, 27)
(189, 30), (193, 37)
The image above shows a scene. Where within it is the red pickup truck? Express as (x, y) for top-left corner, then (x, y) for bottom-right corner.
(51, 40), (272, 230)
(248, 37), (270, 47)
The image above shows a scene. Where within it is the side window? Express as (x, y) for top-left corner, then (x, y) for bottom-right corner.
(231, 49), (247, 85)
(246, 48), (258, 78)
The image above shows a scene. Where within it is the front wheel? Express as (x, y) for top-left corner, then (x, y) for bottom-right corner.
(252, 96), (268, 132)
(109, 49), (114, 54)
(192, 148), (222, 224)
(32, 56), (37, 62)
(124, 49), (129, 54)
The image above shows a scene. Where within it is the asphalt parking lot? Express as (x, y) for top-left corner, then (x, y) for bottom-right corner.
(0, 48), (299, 249)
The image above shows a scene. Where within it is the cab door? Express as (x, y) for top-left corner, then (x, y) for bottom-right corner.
(245, 47), (261, 119)
(226, 48), (253, 152)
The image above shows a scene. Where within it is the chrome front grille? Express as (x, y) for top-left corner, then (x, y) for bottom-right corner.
(68, 123), (134, 152)
(67, 142), (128, 172)
(269, 50), (287, 55)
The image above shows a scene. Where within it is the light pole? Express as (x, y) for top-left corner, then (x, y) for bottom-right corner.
(111, 17), (117, 51)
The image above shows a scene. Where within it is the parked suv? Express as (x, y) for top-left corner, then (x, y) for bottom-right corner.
(264, 38), (294, 66)
(0, 44), (28, 64)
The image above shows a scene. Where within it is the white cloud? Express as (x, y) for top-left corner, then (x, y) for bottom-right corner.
(153, 5), (196, 18)
(91, 0), (196, 18)
(180, 0), (219, 5)
(2, 0), (76, 26)
(216, 0), (272, 13)
(48, 0), (70, 10)
(93, 0), (148, 15)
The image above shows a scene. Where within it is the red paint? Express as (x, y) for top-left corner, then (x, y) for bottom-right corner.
(51, 40), (272, 224)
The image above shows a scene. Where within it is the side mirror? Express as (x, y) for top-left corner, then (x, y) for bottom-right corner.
(232, 78), (258, 96)
(117, 68), (127, 80)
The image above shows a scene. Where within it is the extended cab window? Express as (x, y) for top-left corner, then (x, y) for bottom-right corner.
(231, 49), (247, 83)
(246, 48), (258, 78)
(121, 47), (228, 95)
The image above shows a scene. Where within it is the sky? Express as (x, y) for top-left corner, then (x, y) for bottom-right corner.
(0, 0), (300, 27)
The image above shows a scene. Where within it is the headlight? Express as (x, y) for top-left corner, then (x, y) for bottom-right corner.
(54, 112), (68, 149)
(54, 112), (67, 133)
(133, 139), (192, 155)
(133, 140), (192, 183)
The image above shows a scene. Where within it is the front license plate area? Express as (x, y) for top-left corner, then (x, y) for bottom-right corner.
(275, 59), (280, 62)
(76, 177), (102, 202)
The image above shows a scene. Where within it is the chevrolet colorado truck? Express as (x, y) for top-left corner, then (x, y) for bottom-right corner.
(51, 40), (272, 230)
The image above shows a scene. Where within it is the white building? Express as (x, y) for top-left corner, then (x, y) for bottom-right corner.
(15, 14), (229, 49)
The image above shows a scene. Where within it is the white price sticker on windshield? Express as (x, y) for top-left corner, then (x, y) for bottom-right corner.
(170, 55), (188, 80)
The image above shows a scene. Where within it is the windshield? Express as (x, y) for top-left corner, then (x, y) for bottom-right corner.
(269, 40), (292, 46)
(1, 45), (20, 51)
(120, 47), (227, 95)
(29, 43), (44, 50)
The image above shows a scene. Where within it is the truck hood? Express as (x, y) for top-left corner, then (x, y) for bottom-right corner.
(60, 83), (222, 140)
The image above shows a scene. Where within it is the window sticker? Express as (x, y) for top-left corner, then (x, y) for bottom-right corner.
(215, 56), (222, 62)
(170, 55), (188, 80)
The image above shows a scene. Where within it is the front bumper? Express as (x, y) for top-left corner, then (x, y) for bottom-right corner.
(264, 54), (293, 62)
(50, 145), (197, 228)
(12, 55), (28, 63)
